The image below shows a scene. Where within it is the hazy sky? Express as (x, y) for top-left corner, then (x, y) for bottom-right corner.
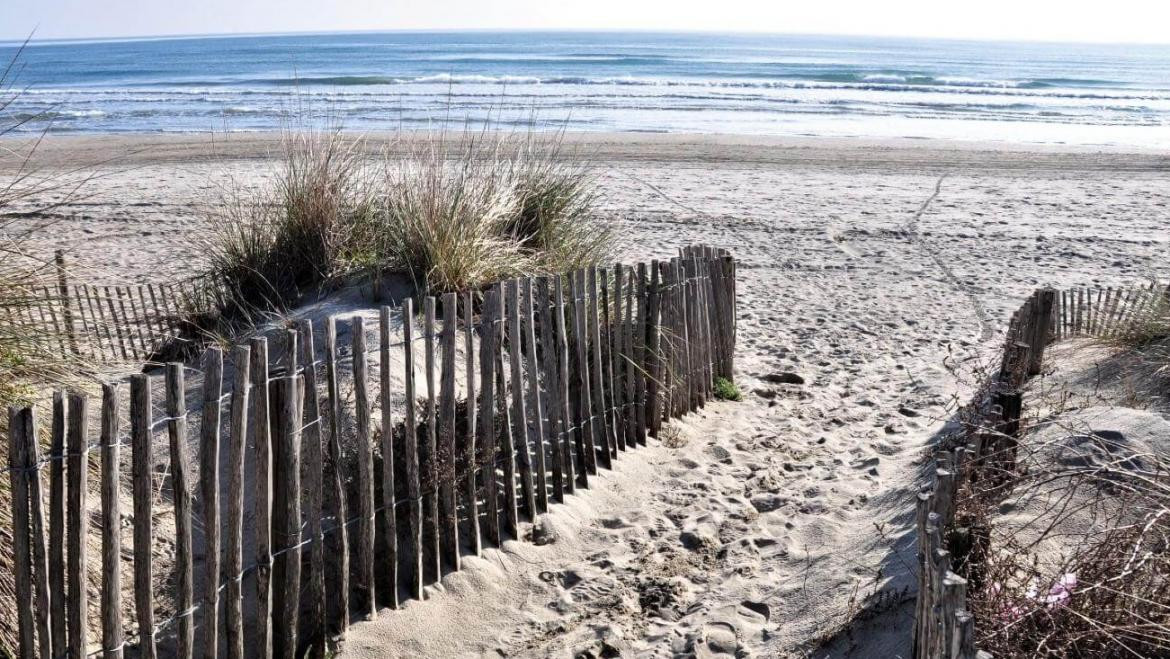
(3, 0), (1169, 44)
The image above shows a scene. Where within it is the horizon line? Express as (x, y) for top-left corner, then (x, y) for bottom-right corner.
(2, 27), (1169, 49)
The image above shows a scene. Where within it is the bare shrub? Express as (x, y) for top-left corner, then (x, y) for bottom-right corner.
(953, 417), (1170, 657)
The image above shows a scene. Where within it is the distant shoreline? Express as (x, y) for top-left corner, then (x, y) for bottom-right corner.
(4, 131), (1168, 173)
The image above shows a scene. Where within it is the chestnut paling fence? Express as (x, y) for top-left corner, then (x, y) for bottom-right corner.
(5, 245), (737, 659)
(2, 250), (224, 365)
(912, 281), (1169, 659)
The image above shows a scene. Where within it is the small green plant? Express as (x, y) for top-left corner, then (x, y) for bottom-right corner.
(713, 377), (742, 402)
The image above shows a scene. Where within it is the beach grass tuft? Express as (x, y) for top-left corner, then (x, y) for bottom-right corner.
(203, 120), (612, 319)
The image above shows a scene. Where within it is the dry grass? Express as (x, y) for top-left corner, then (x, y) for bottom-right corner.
(375, 129), (528, 294)
(202, 119), (613, 320)
(950, 400), (1170, 657)
(202, 122), (375, 319)
(505, 129), (612, 272)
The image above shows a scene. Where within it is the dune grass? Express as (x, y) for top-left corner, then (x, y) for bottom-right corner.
(203, 122), (613, 320)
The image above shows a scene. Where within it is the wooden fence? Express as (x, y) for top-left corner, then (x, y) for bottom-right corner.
(2, 250), (222, 364)
(5, 245), (737, 659)
(912, 281), (1168, 659)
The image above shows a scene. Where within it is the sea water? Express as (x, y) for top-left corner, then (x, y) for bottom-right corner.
(2, 31), (1168, 146)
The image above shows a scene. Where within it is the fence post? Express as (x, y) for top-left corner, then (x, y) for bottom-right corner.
(522, 279), (549, 511)
(163, 363), (195, 659)
(99, 385), (123, 659)
(377, 308), (400, 609)
(553, 277), (575, 492)
(1027, 289), (1056, 375)
(8, 406), (37, 659)
(505, 281), (537, 519)
(646, 263), (662, 438)
(51, 251), (78, 356)
(352, 315), (376, 618)
(297, 320), (325, 648)
(130, 374), (157, 659)
(423, 298), (441, 582)
(226, 345), (251, 659)
(250, 337), (274, 658)
(496, 284), (520, 539)
(477, 290), (501, 547)
(67, 392), (90, 659)
(439, 292), (461, 571)
(200, 348), (223, 659)
(272, 375), (303, 659)
(322, 321), (350, 637)
(402, 300), (424, 599)
(49, 393), (67, 656)
(462, 291), (482, 554)
(537, 277), (565, 503)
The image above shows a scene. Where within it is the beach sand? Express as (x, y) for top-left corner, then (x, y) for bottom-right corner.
(3, 132), (1168, 656)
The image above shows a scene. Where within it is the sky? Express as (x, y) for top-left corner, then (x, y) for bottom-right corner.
(2, 0), (1169, 44)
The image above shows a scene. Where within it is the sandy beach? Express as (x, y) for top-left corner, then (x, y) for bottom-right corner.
(4, 132), (1169, 656)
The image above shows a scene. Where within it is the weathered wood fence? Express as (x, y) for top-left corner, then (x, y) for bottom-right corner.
(2, 250), (223, 364)
(912, 281), (1168, 659)
(5, 245), (737, 658)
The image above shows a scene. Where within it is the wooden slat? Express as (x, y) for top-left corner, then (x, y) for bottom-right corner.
(571, 271), (596, 479)
(40, 285), (68, 358)
(477, 289), (501, 547)
(117, 287), (144, 360)
(49, 392), (67, 655)
(401, 300), (424, 600)
(103, 285), (129, 361)
(200, 347), (224, 659)
(71, 285), (96, 360)
(272, 376), (303, 659)
(612, 266), (627, 452)
(296, 321), (325, 650)
(624, 266), (638, 447)
(99, 384), (123, 659)
(463, 291), (481, 555)
(599, 268), (620, 456)
(537, 277), (565, 503)
(521, 278), (548, 513)
(134, 285), (155, 354)
(66, 392), (90, 659)
(588, 268), (613, 468)
(166, 363), (194, 659)
(21, 404), (54, 659)
(352, 315), (376, 618)
(506, 279), (537, 520)
(553, 277), (575, 493)
(226, 345), (251, 659)
(377, 308), (400, 609)
(423, 298), (441, 583)
(496, 338), (520, 540)
(54, 251), (79, 355)
(8, 405), (37, 659)
(322, 320), (350, 636)
(646, 262), (663, 438)
(439, 292), (460, 571)
(249, 337), (274, 659)
(130, 374), (157, 659)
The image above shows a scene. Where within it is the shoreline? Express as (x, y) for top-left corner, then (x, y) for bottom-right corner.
(4, 131), (1170, 172)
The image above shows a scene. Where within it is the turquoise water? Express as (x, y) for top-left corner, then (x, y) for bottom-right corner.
(2, 31), (1169, 145)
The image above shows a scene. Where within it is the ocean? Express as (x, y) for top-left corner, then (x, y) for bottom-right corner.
(2, 31), (1169, 146)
